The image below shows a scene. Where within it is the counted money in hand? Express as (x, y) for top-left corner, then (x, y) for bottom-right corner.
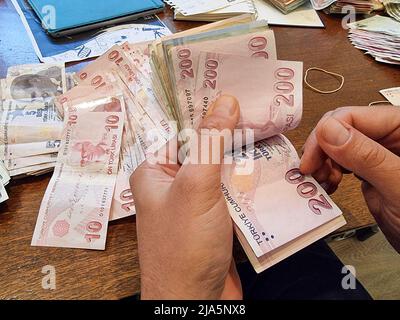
(27, 16), (346, 271)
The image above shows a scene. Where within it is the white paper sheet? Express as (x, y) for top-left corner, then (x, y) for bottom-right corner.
(42, 24), (172, 63)
(380, 87), (400, 106)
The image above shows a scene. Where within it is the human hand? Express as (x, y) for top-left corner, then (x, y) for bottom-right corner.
(301, 106), (400, 253)
(130, 95), (243, 300)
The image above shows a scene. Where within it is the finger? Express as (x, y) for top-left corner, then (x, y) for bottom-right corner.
(321, 106), (400, 153)
(300, 131), (327, 175)
(339, 166), (352, 175)
(130, 138), (181, 205)
(130, 160), (176, 206)
(312, 159), (332, 184)
(300, 106), (400, 174)
(300, 111), (333, 175)
(173, 95), (240, 211)
(361, 181), (400, 252)
(325, 161), (343, 194)
(315, 115), (400, 195)
(329, 160), (343, 186)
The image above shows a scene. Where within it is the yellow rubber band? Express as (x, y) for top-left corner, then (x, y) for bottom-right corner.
(304, 67), (344, 94)
(368, 100), (392, 107)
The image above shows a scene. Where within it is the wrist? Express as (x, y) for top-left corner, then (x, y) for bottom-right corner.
(140, 274), (222, 300)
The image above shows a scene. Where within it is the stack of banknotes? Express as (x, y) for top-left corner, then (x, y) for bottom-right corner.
(324, 0), (383, 14)
(311, 0), (383, 13)
(0, 64), (78, 182)
(268, 0), (309, 13)
(384, 0), (400, 21)
(30, 14), (346, 272)
(348, 15), (400, 65)
(315, 0), (399, 18)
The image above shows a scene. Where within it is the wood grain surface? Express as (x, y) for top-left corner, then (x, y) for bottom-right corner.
(0, 0), (399, 299)
(329, 232), (400, 299)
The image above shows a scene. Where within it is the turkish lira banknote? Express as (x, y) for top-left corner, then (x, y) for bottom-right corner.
(32, 95), (125, 249)
(0, 62), (72, 183)
(222, 135), (344, 271)
(1, 63), (66, 100)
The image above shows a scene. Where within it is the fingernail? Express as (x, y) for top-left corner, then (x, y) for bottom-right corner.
(321, 117), (350, 146)
(206, 95), (238, 118)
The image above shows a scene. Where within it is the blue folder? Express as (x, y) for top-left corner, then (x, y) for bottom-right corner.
(28, 0), (165, 37)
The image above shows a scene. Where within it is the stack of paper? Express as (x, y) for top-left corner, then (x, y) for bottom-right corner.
(384, 0), (400, 22)
(0, 63), (76, 179)
(169, 0), (257, 21)
(268, 0), (309, 13)
(347, 15), (400, 65)
(170, 0), (323, 27)
(324, 0), (384, 14)
(255, 0), (324, 27)
(311, 0), (384, 13)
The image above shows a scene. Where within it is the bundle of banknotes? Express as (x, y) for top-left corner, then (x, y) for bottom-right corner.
(30, 14), (346, 272)
(324, 0), (383, 14)
(314, 0), (399, 18)
(0, 64), (78, 185)
(268, 0), (309, 13)
(384, 0), (400, 21)
(311, 0), (383, 13)
(347, 15), (400, 65)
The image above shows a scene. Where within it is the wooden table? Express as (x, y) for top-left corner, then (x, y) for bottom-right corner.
(0, 0), (399, 299)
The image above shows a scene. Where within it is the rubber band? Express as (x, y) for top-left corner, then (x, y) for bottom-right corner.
(304, 67), (345, 94)
(368, 100), (392, 107)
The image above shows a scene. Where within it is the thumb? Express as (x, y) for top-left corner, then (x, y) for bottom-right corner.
(173, 95), (240, 209)
(316, 116), (400, 194)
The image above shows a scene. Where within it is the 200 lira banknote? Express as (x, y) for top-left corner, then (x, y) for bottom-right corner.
(222, 135), (344, 271)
